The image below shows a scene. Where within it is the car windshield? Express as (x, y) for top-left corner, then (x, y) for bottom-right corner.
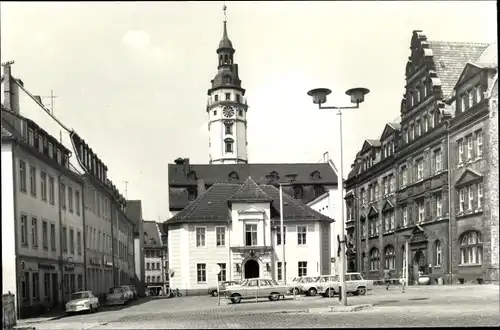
(110, 287), (124, 294)
(71, 292), (89, 300)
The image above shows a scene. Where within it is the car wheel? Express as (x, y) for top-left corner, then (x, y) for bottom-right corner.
(308, 288), (317, 297)
(269, 293), (280, 301)
(230, 294), (242, 304)
(211, 291), (218, 297)
(324, 288), (333, 298)
(356, 287), (367, 296)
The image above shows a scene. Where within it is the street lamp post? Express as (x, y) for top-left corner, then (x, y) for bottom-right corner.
(307, 87), (370, 306)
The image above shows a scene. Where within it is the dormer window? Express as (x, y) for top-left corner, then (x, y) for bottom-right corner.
(228, 171), (239, 181)
(314, 186), (325, 198)
(213, 110), (217, 116)
(56, 149), (61, 164)
(187, 171), (197, 181)
(269, 171), (279, 181)
(28, 128), (34, 146)
(187, 188), (197, 201)
(311, 171), (321, 180)
(48, 142), (53, 158)
(214, 95), (219, 102)
(223, 75), (232, 84)
(476, 85), (483, 102)
(293, 186), (303, 199)
(461, 93), (468, 111)
(468, 89), (474, 107)
(38, 134), (44, 152)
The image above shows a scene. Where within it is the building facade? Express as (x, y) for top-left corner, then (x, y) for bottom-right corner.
(143, 221), (168, 294)
(166, 177), (333, 295)
(126, 200), (146, 297)
(345, 30), (498, 284)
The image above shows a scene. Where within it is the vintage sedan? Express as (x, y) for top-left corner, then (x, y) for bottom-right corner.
(106, 287), (128, 305)
(225, 278), (290, 304)
(65, 291), (100, 314)
(208, 280), (240, 297)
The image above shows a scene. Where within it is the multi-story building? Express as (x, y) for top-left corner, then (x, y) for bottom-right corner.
(125, 200), (146, 296)
(143, 221), (168, 294)
(345, 30), (498, 284)
(167, 177), (333, 295)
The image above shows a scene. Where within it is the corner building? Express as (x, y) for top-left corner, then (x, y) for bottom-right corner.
(345, 30), (498, 284)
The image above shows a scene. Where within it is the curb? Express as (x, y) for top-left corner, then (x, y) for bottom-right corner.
(309, 304), (374, 313)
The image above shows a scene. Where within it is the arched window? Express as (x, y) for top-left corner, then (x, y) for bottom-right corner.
(224, 54), (229, 64)
(219, 55), (223, 66)
(434, 240), (442, 266)
(369, 248), (380, 271)
(292, 185), (303, 199)
(384, 245), (395, 270)
(460, 231), (483, 265)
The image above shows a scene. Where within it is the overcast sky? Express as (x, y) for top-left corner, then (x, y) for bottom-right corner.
(1, 1), (497, 221)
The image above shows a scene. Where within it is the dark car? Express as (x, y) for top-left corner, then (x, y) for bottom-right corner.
(125, 285), (138, 300)
(208, 281), (240, 297)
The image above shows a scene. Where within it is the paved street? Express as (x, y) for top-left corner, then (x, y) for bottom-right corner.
(18, 285), (500, 329)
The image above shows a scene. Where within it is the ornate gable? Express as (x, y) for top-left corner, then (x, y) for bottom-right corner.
(410, 224), (428, 243)
(406, 30), (433, 78)
(455, 169), (483, 187)
(382, 200), (394, 212)
(367, 205), (379, 218)
(361, 140), (373, 154)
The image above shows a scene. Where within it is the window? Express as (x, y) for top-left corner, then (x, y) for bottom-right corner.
(225, 141), (233, 153)
(467, 136), (473, 160)
(389, 176), (395, 193)
(402, 205), (408, 227)
(75, 191), (81, 215)
(292, 186), (303, 199)
(50, 223), (56, 251)
(214, 95), (219, 102)
(409, 124), (414, 141)
(218, 263), (227, 281)
(146, 276), (151, 283)
(400, 166), (408, 187)
(146, 263), (150, 270)
(44, 273), (50, 299)
(215, 227), (226, 247)
(68, 187), (73, 213)
(434, 149), (442, 173)
(459, 188), (466, 212)
(298, 261), (307, 277)
(461, 93), (467, 111)
(460, 231), (483, 265)
(225, 93), (230, 100)
(69, 229), (75, 254)
(369, 248), (380, 271)
(29, 165), (37, 196)
(42, 221), (48, 249)
(415, 120), (420, 137)
(476, 130), (483, 157)
(20, 215), (28, 245)
(77, 231), (82, 255)
(436, 194), (442, 217)
(156, 262), (160, 270)
(297, 225), (307, 245)
(60, 183), (66, 209)
(469, 89), (474, 107)
(383, 178), (389, 195)
(77, 274), (83, 291)
(40, 172), (47, 201)
(434, 240), (442, 266)
(62, 226), (67, 252)
(28, 128), (34, 146)
(197, 263), (207, 283)
(476, 85), (483, 101)
(384, 245), (395, 270)
(19, 160), (27, 192)
(468, 186), (474, 211)
(375, 184), (380, 200)
(417, 159), (424, 180)
(31, 217), (38, 247)
(48, 176), (55, 204)
(422, 115), (428, 133)
(245, 224), (257, 246)
(477, 183), (483, 209)
(360, 219), (366, 238)
(195, 227), (206, 247)
(224, 124), (233, 135)
(32, 273), (39, 299)
(458, 140), (464, 163)
(418, 201), (425, 223)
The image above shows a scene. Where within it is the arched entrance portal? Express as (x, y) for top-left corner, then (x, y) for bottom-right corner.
(412, 250), (426, 283)
(244, 259), (260, 279)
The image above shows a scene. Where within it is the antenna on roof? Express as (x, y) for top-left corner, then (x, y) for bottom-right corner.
(42, 90), (58, 114)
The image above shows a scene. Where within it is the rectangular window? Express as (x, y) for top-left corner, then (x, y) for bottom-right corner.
(19, 160), (27, 192)
(277, 262), (283, 281)
(69, 229), (75, 254)
(459, 189), (465, 212)
(390, 176), (395, 193)
(32, 217), (38, 247)
(60, 183), (66, 209)
(383, 178), (389, 195)
(415, 120), (420, 136)
(68, 187), (73, 212)
(214, 94), (219, 102)
(75, 191), (81, 215)
(436, 194), (442, 217)
(224, 124), (233, 135)
(225, 93), (230, 100)
(216, 227), (225, 247)
(468, 186), (473, 211)
(417, 159), (424, 180)
(218, 263), (227, 282)
(195, 227), (206, 247)
(50, 223), (56, 251)
(467, 136), (473, 160)
(30, 165), (37, 196)
(402, 205), (408, 227)
(62, 226), (67, 252)
(197, 263), (207, 283)
(245, 224), (257, 246)
(461, 93), (467, 111)
(146, 262), (150, 270)
(77, 231), (82, 255)
(298, 261), (307, 277)
(97, 193), (101, 217)
(276, 225), (286, 245)
(458, 140), (464, 163)
(28, 128), (34, 146)
(225, 142), (233, 153)
(297, 225), (307, 245)
(469, 89), (474, 107)
(40, 172), (47, 201)
(401, 166), (408, 187)
(476, 130), (483, 157)
(434, 149), (442, 172)
(156, 262), (160, 270)
(44, 273), (50, 299)
(418, 202), (425, 223)
(42, 221), (48, 249)
(20, 214), (28, 245)
(32, 273), (39, 299)
(477, 183), (483, 209)
(48, 176), (55, 204)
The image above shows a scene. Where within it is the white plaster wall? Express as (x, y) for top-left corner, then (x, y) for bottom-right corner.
(230, 203), (270, 247)
(134, 238), (141, 281)
(2, 143), (17, 303)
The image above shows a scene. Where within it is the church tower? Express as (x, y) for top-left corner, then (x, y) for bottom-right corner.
(207, 6), (248, 164)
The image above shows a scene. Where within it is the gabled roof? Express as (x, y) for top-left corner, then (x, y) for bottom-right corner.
(453, 63), (487, 91)
(367, 205), (379, 218)
(361, 139), (381, 154)
(167, 182), (334, 225)
(228, 177), (272, 202)
(143, 221), (162, 247)
(380, 123), (400, 141)
(455, 169), (483, 187)
(427, 41), (489, 97)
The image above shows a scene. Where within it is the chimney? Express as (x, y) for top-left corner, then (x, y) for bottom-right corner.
(2, 62), (22, 133)
(197, 179), (206, 195)
(183, 158), (190, 176)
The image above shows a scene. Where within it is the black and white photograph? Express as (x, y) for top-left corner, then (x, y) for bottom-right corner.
(1, 1), (498, 329)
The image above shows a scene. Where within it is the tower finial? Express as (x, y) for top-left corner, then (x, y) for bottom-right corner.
(223, 2), (227, 23)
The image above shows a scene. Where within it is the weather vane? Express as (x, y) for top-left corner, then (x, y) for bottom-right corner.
(223, 1), (227, 22)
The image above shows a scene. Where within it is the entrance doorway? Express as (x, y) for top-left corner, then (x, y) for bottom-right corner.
(413, 250), (426, 282)
(51, 273), (59, 307)
(244, 259), (259, 279)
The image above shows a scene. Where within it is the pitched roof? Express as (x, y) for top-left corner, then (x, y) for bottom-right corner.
(168, 162), (338, 186)
(228, 177), (272, 202)
(167, 182), (334, 225)
(143, 221), (162, 247)
(428, 41), (489, 97)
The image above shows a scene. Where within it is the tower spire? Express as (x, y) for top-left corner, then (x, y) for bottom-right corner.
(219, 2), (233, 50)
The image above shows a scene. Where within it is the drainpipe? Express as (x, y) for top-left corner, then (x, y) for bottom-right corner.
(57, 174), (64, 308)
(445, 121), (453, 284)
(12, 144), (21, 319)
(111, 205), (116, 287)
(82, 181), (87, 290)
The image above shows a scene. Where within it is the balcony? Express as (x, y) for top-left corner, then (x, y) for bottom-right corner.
(346, 217), (356, 229)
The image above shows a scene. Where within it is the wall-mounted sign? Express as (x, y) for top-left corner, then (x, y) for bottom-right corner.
(38, 263), (56, 270)
(64, 264), (75, 271)
(105, 262), (113, 267)
(90, 258), (101, 266)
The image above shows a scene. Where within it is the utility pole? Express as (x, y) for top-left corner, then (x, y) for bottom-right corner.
(42, 90), (58, 114)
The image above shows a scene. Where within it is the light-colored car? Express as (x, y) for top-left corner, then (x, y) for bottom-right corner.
(317, 273), (374, 297)
(120, 285), (134, 301)
(106, 287), (128, 305)
(225, 278), (290, 304)
(300, 275), (338, 296)
(208, 280), (240, 297)
(65, 291), (99, 314)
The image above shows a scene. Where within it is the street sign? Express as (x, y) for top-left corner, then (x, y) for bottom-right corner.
(213, 264), (221, 275)
(330, 257), (336, 263)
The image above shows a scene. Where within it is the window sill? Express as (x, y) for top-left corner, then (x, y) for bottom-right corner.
(197, 282), (207, 284)
(459, 263), (482, 267)
(216, 245), (226, 248)
(434, 265), (442, 269)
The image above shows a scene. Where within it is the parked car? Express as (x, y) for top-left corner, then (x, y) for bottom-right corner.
(208, 280), (240, 297)
(125, 285), (138, 300)
(106, 287), (128, 305)
(289, 277), (305, 295)
(317, 273), (374, 297)
(65, 291), (100, 314)
(120, 286), (134, 301)
(225, 278), (290, 304)
(300, 275), (338, 296)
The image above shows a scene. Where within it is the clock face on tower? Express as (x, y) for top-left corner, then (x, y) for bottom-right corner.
(222, 106), (235, 118)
